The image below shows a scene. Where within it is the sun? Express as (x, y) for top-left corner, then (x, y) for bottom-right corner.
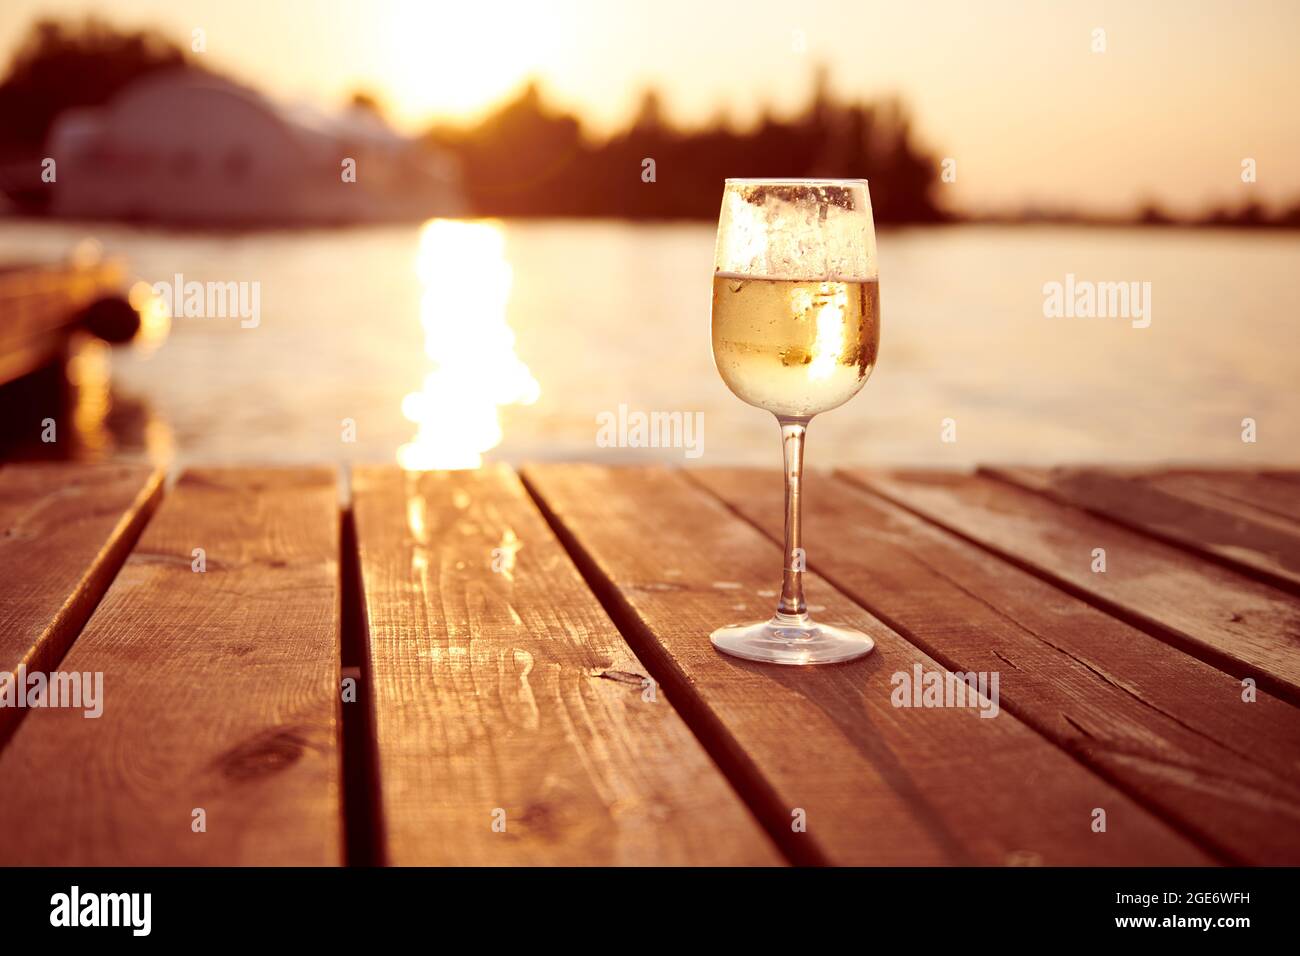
(384, 0), (553, 126)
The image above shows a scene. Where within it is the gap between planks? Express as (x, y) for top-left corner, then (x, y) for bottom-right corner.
(0, 464), (164, 752)
(519, 467), (822, 865)
(980, 465), (1300, 596)
(350, 464), (781, 866)
(0, 467), (343, 865)
(521, 463), (1214, 866)
(686, 467), (1300, 865)
(2, 464), (782, 866)
(842, 468), (1300, 708)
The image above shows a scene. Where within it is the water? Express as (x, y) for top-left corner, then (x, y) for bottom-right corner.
(2, 218), (1297, 467)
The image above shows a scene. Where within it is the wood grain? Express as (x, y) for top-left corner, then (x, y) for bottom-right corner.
(985, 465), (1300, 594)
(351, 464), (779, 866)
(847, 469), (1300, 704)
(522, 463), (1212, 866)
(693, 468), (1300, 864)
(0, 468), (342, 865)
(1137, 470), (1300, 528)
(0, 463), (162, 749)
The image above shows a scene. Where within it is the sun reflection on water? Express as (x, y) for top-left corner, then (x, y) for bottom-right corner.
(128, 280), (172, 357)
(398, 219), (540, 470)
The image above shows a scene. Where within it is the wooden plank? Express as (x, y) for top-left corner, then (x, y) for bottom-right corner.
(522, 463), (1212, 866)
(985, 466), (1300, 594)
(692, 468), (1300, 864)
(1145, 470), (1300, 528)
(847, 469), (1300, 704)
(352, 464), (780, 866)
(0, 463), (163, 749)
(0, 468), (342, 865)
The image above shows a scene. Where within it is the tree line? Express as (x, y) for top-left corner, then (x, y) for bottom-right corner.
(3, 17), (1296, 228)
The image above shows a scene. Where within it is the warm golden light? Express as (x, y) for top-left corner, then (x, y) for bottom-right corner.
(142, 415), (175, 469)
(398, 219), (540, 470)
(494, 528), (522, 582)
(127, 280), (172, 357)
(65, 339), (112, 459)
(384, 0), (547, 123)
(807, 284), (847, 382)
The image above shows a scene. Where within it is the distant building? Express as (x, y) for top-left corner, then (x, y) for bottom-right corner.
(46, 70), (462, 225)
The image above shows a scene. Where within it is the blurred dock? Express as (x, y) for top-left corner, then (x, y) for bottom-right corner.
(0, 258), (141, 386)
(0, 255), (153, 457)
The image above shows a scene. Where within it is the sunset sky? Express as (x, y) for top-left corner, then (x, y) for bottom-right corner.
(2, 0), (1297, 216)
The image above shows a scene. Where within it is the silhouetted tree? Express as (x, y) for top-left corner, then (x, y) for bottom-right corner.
(0, 17), (193, 157)
(429, 82), (591, 216)
(349, 90), (386, 116)
(0, 18), (199, 210)
(5, 16), (1296, 229)
(1138, 202), (1173, 225)
(428, 70), (946, 223)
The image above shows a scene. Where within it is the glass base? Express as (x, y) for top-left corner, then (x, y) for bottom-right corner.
(710, 613), (875, 665)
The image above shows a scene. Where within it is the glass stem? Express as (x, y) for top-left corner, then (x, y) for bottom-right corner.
(777, 416), (809, 618)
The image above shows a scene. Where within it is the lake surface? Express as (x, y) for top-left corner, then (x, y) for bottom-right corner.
(3, 218), (1297, 468)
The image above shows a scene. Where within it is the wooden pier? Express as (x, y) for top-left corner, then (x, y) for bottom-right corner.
(0, 260), (138, 389)
(0, 463), (1297, 866)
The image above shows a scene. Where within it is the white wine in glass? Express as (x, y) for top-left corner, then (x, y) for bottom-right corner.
(710, 179), (880, 664)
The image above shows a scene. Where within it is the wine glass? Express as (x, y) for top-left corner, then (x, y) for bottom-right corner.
(710, 178), (880, 664)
